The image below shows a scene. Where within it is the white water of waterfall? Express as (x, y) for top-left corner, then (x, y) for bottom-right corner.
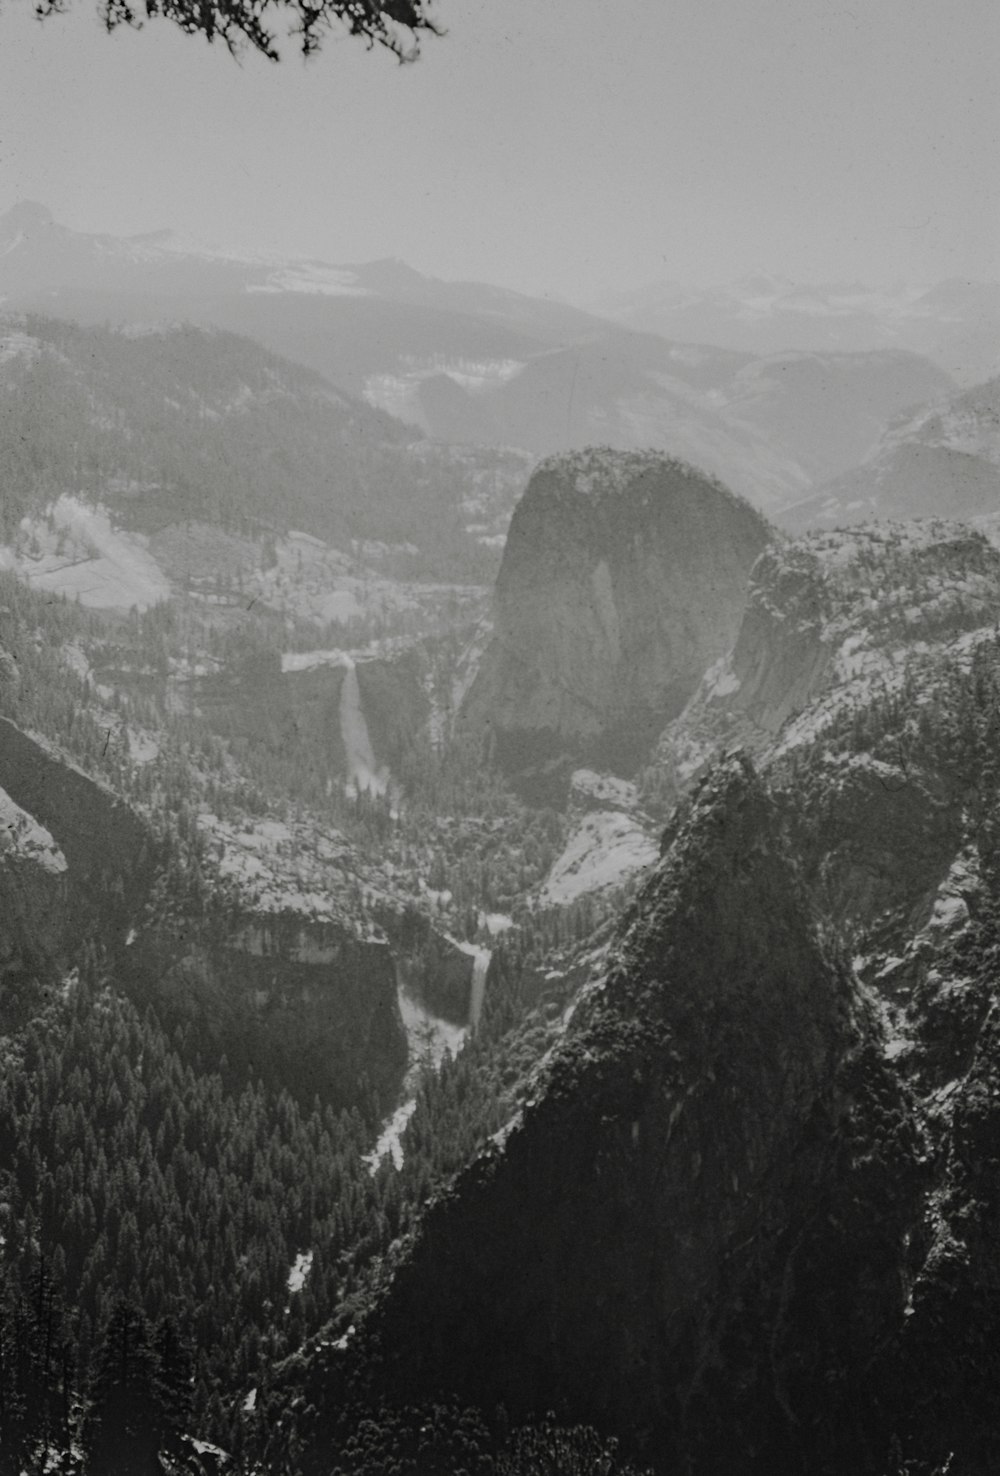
(467, 946), (491, 1032)
(338, 656), (388, 796)
(365, 960), (493, 1176)
(364, 980), (468, 1176)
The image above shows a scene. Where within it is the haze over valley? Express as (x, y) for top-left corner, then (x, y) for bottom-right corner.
(0, 0), (999, 1472)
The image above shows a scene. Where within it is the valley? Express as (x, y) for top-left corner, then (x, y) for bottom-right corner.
(0, 230), (999, 1475)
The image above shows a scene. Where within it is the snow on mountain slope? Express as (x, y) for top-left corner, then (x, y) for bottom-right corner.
(1, 205), (960, 519)
(539, 809), (658, 905)
(0, 495), (171, 610)
(0, 311), (529, 587)
(538, 769), (659, 907)
(251, 530), (489, 633)
(248, 264), (370, 298)
(0, 328), (40, 366)
(197, 811), (358, 923)
(594, 274), (1000, 382)
(646, 520), (1000, 806)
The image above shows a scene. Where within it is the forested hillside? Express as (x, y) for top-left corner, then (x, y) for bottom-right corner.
(1, 312), (997, 1475)
(0, 429), (642, 1468)
(0, 315), (527, 579)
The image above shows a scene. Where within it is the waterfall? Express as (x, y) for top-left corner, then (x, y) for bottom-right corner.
(338, 656), (387, 795)
(468, 946), (491, 1032)
(366, 953), (492, 1176)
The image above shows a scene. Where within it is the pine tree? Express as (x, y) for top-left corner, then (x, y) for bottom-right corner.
(153, 1315), (195, 1461)
(84, 1297), (165, 1476)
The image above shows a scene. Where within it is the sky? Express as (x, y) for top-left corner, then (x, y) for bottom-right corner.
(0, 0), (997, 302)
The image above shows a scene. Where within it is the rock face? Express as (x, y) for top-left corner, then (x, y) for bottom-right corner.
(641, 521), (1000, 968)
(651, 521), (1000, 795)
(199, 646), (430, 798)
(0, 715), (408, 1112)
(130, 910), (407, 1112)
(380, 906), (477, 1026)
(0, 783), (69, 1019)
(462, 449), (771, 789)
(298, 760), (920, 1473)
(0, 716), (157, 986)
(267, 531), (1000, 1474)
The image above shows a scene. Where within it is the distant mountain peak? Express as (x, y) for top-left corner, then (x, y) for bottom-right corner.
(732, 270), (797, 297)
(347, 257), (432, 292)
(0, 200), (54, 238)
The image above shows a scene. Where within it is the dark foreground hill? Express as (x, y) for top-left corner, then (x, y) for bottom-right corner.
(268, 759), (929, 1474)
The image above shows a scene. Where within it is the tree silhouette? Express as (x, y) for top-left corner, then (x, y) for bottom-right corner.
(33, 0), (438, 61)
(84, 1297), (165, 1476)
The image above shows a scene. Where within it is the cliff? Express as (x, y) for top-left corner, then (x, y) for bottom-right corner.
(0, 711), (409, 1112)
(461, 448), (771, 792)
(130, 907), (407, 1113)
(379, 904), (477, 1026)
(198, 644), (430, 798)
(0, 715), (157, 941)
(0, 717), (158, 1012)
(0, 782), (69, 1021)
(650, 521), (1000, 803)
(289, 759), (922, 1473)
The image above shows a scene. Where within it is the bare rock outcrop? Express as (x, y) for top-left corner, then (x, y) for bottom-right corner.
(461, 448), (771, 792)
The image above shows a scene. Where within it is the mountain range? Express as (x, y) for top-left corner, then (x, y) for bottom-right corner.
(594, 273), (1000, 384)
(3, 199), (1000, 1476)
(270, 495), (1000, 1475)
(780, 374), (1000, 532)
(0, 203), (955, 514)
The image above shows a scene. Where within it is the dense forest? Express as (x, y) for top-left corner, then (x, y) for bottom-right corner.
(0, 564), (574, 931)
(0, 316), (521, 581)
(6, 316), (993, 1472)
(0, 910), (627, 1471)
(0, 503), (638, 1470)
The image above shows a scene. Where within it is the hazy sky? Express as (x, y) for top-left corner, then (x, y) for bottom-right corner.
(0, 0), (997, 300)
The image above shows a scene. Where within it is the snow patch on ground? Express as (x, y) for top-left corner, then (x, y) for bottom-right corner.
(248, 529), (488, 637)
(1, 495), (170, 610)
(540, 811), (657, 905)
(127, 729), (160, 765)
(248, 264), (369, 297)
(363, 357), (525, 423)
(363, 1099), (417, 1175)
(197, 811), (356, 921)
(185, 1437), (229, 1461)
(0, 786), (67, 874)
(287, 1250), (313, 1293)
(703, 652), (741, 698)
(440, 359), (525, 393)
(281, 649), (352, 675)
(480, 910), (514, 935)
(569, 769), (641, 810)
(0, 330), (40, 366)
